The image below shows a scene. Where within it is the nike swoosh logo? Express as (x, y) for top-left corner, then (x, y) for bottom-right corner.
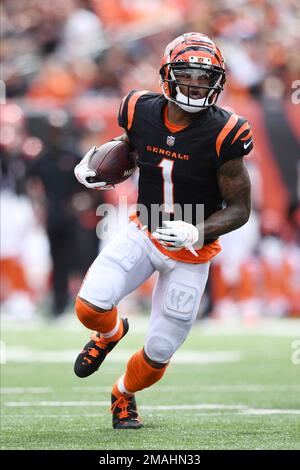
(244, 140), (253, 150)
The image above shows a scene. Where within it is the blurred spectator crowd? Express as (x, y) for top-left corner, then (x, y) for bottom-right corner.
(1, 0), (299, 320)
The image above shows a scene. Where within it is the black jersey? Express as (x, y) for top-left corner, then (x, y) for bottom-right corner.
(118, 90), (253, 242)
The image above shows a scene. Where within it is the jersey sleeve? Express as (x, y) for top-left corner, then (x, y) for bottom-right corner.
(117, 89), (149, 133)
(117, 90), (138, 131)
(216, 115), (253, 168)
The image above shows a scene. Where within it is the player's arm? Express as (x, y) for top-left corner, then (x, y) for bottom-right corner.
(202, 157), (251, 239)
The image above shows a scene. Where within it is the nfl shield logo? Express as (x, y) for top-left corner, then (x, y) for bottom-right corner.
(166, 135), (175, 147)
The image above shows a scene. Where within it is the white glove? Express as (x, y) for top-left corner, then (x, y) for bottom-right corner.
(152, 220), (200, 257)
(74, 146), (114, 190)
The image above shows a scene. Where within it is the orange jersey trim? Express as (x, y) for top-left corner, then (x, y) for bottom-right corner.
(163, 106), (187, 133)
(241, 130), (253, 141)
(119, 94), (128, 120)
(231, 121), (250, 144)
(127, 90), (149, 130)
(216, 114), (239, 157)
(129, 214), (221, 264)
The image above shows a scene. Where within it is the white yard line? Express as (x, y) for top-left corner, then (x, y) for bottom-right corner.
(71, 384), (300, 393)
(1, 384), (299, 395)
(4, 401), (110, 407)
(0, 387), (52, 394)
(0, 414), (106, 418)
(197, 318), (300, 337)
(2, 317), (299, 336)
(2, 347), (242, 364)
(241, 409), (300, 415)
(3, 402), (245, 410)
(141, 404), (246, 411)
(3, 401), (300, 415)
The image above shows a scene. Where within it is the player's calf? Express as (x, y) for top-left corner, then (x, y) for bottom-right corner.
(109, 349), (168, 428)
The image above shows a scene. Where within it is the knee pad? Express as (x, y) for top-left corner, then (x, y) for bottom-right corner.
(144, 335), (175, 364)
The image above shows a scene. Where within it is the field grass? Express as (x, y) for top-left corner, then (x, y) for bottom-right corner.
(1, 315), (300, 450)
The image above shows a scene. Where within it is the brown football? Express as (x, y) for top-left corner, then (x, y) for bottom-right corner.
(87, 141), (137, 185)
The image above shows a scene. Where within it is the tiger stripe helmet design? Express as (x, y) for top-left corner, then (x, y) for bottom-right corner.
(159, 32), (226, 112)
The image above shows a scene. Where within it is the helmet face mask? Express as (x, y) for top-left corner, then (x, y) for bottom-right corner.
(159, 33), (226, 112)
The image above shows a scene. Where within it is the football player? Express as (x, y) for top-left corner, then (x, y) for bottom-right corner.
(74, 33), (252, 429)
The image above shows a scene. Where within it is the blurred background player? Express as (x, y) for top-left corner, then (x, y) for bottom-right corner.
(26, 111), (103, 316)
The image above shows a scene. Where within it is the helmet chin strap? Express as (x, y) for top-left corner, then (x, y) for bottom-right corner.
(174, 72), (223, 113)
(175, 91), (208, 113)
(161, 85), (208, 113)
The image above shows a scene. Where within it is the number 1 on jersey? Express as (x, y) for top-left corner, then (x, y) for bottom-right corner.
(158, 158), (174, 213)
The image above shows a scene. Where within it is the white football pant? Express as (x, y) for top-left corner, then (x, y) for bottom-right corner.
(79, 222), (210, 364)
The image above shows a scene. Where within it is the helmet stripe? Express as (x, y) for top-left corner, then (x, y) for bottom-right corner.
(172, 46), (219, 62)
(240, 130), (253, 141)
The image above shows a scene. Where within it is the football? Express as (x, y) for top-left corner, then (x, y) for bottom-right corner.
(87, 140), (137, 185)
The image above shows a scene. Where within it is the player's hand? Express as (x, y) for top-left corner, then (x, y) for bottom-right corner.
(152, 220), (201, 257)
(74, 146), (114, 190)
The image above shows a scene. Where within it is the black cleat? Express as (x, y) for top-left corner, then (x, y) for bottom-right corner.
(74, 318), (129, 378)
(111, 393), (143, 429)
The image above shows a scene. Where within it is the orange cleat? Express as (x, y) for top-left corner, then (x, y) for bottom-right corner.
(74, 318), (129, 378)
(111, 393), (143, 429)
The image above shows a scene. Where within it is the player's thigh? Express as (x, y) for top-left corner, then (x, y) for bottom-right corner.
(79, 223), (155, 310)
(144, 261), (210, 363)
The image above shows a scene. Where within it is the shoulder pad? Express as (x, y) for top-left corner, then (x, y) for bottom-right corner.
(118, 90), (149, 131)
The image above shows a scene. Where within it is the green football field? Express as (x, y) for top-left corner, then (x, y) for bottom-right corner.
(1, 314), (300, 450)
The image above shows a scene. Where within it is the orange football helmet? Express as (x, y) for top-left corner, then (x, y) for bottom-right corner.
(159, 32), (226, 112)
